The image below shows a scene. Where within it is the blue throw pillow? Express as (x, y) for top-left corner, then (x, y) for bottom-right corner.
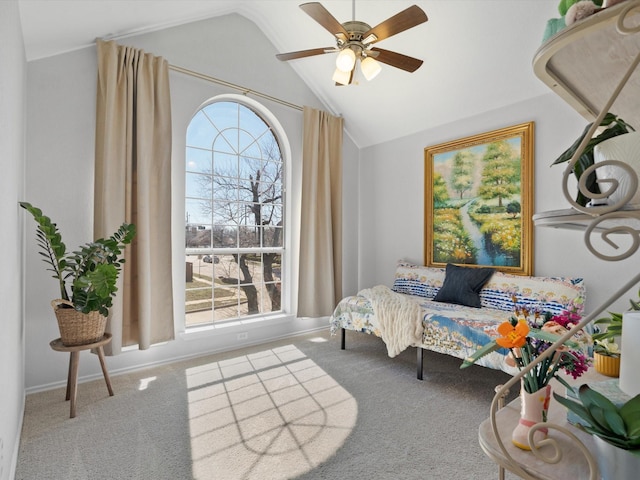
(433, 263), (495, 308)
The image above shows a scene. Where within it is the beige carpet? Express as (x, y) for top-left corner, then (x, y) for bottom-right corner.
(16, 330), (518, 479)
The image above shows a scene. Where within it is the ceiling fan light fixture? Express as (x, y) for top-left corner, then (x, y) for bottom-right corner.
(335, 47), (356, 72)
(361, 56), (381, 81)
(332, 68), (351, 85)
(276, 2), (428, 86)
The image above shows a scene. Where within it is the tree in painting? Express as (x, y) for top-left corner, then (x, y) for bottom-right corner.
(433, 172), (450, 207)
(478, 141), (520, 207)
(506, 200), (521, 218)
(450, 150), (474, 199)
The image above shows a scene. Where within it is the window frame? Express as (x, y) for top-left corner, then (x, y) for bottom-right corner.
(184, 95), (291, 329)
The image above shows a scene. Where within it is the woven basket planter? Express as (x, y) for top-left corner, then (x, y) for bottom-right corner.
(51, 299), (107, 346)
(594, 352), (621, 377)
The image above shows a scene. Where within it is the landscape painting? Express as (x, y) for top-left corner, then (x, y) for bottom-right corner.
(424, 122), (534, 275)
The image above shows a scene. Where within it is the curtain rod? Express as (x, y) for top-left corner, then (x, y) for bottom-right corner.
(169, 64), (303, 112)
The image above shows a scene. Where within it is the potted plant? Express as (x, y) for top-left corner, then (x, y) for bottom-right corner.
(554, 385), (640, 478)
(552, 112), (635, 207)
(593, 290), (640, 343)
(590, 290), (640, 378)
(20, 201), (135, 346)
(593, 339), (621, 377)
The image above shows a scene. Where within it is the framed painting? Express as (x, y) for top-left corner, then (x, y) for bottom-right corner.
(424, 122), (534, 275)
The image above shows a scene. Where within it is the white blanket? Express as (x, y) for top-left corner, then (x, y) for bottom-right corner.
(359, 285), (424, 358)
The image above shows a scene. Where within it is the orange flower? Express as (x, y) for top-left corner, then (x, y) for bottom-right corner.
(496, 320), (529, 348)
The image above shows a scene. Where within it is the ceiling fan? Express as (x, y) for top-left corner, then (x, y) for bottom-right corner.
(276, 2), (428, 85)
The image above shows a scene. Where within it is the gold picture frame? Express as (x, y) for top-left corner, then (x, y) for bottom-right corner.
(424, 122), (534, 275)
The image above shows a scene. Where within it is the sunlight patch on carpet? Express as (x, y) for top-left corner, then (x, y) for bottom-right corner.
(185, 344), (357, 479)
(137, 376), (157, 391)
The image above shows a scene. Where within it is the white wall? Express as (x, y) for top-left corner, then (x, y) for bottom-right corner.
(358, 92), (640, 317)
(23, 13), (360, 390)
(0, 1), (26, 478)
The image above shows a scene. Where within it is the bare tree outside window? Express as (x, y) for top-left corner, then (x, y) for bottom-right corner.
(185, 101), (284, 326)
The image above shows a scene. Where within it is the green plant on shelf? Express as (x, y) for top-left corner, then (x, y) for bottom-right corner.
(554, 385), (640, 452)
(593, 289), (640, 343)
(552, 112), (635, 207)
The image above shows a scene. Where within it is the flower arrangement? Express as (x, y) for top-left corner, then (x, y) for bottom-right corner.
(461, 300), (592, 394)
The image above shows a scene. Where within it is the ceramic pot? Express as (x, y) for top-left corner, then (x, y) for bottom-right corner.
(593, 435), (640, 480)
(593, 131), (640, 207)
(594, 352), (621, 377)
(512, 382), (551, 450)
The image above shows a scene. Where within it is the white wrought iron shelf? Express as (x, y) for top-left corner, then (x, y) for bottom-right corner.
(532, 1), (640, 249)
(533, 1), (640, 132)
(480, 2), (640, 479)
(533, 205), (640, 231)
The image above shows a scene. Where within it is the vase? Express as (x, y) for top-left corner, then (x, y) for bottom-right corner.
(593, 435), (640, 480)
(620, 311), (640, 397)
(512, 382), (551, 450)
(593, 131), (640, 207)
(594, 352), (621, 377)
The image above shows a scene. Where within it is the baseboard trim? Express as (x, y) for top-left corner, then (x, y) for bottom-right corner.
(8, 395), (25, 480)
(25, 323), (329, 395)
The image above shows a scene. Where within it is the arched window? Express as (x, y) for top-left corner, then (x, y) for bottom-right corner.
(185, 99), (284, 326)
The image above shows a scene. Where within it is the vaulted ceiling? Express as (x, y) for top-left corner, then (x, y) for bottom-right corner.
(18, 0), (560, 147)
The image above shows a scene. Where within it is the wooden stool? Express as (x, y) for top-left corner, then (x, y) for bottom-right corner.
(49, 333), (114, 418)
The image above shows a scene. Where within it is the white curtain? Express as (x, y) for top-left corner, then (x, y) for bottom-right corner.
(94, 39), (174, 354)
(297, 107), (343, 317)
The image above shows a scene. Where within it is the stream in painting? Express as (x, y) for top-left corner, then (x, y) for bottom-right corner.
(460, 200), (511, 266)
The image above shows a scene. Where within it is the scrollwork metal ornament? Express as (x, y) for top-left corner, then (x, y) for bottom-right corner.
(487, 3), (640, 478)
(561, 2), (640, 261)
(528, 423), (599, 473)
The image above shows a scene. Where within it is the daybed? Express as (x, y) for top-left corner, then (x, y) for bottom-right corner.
(329, 261), (586, 379)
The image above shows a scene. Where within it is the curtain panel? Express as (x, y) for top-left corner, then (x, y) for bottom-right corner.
(297, 107), (343, 318)
(95, 39), (174, 354)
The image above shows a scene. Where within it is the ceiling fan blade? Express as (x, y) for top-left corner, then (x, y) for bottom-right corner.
(300, 2), (349, 39)
(370, 48), (423, 73)
(364, 5), (428, 43)
(276, 47), (334, 61)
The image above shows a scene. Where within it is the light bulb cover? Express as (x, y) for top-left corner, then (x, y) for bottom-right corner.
(361, 56), (382, 81)
(335, 47), (356, 72)
(332, 68), (351, 85)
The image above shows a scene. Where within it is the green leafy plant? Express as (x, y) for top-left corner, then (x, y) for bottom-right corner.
(593, 289), (640, 343)
(554, 385), (640, 451)
(20, 201), (136, 316)
(552, 113), (635, 207)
